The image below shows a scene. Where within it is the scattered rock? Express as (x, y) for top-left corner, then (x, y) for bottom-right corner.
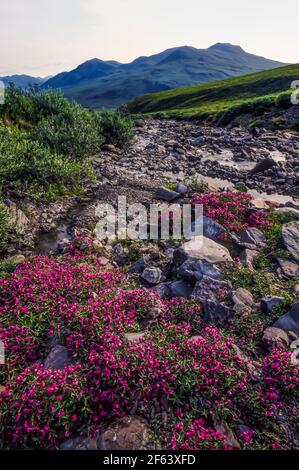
(277, 258), (299, 278)
(239, 249), (259, 268)
(141, 267), (163, 285)
(169, 280), (193, 298)
(192, 276), (232, 303)
(262, 327), (290, 351)
(175, 182), (188, 194)
(44, 345), (75, 371)
(179, 258), (221, 283)
(130, 257), (147, 273)
(282, 221), (299, 262)
(203, 300), (234, 325)
(155, 187), (180, 202)
(4, 199), (29, 235)
(275, 207), (299, 219)
(274, 302), (299, 333)
(213, 418), (241, 450)
(60, 436), (97, 450)
(195, 216), (226, 241)
(232, 288), (254, 307)
(151, 282), (171, 298)
(239, 227), (267, 249)
(261, 296), (284, 315)
(97, 416), (155, 450)
(175, 236), (233, 264)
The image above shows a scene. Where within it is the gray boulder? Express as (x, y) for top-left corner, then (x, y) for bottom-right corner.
(282, 221), (299, 262)
(203, 300), (235, 325)
(232, 288), (254, 307)
(141, 267), (163, 285)
(239, 227), (267, 249)
(175, 236), (232, 264)
(155, 187), (180, 202)
(169, 280), (193, 298)
(261, 296), (284, 315)
(277, 259), (299, 278)
(191, 216), (226, 241)
(274, 302), (299, 332)
(151, 282), (171, 299)
(192, 276), (232, 304)
(44, 345), (74, 371)
(179, 258), (222, 283)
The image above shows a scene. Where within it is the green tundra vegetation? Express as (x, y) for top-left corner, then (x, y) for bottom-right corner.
(126, 63), (299, 126)
(0, 84), (134, 202)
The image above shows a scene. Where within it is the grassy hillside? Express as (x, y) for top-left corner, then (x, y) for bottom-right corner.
(42, 44), (285, 109)
(126, 63), (299, 126)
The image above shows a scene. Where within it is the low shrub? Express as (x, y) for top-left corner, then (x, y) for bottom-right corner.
(97, 109), (134, 147)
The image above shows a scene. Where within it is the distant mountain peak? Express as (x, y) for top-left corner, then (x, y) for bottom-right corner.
(40, 43), (286, 108)
(209, 43), (245, 53)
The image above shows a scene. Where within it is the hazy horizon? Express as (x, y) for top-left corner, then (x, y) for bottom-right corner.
(1, 0), (298, 77)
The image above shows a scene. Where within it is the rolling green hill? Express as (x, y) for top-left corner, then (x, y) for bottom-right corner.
(126, 63), (299, 126)
(42, 44), (285, 109)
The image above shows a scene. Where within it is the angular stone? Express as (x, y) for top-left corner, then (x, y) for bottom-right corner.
(130, 257), (146, 273)
(275, 207), (299, 219)
(239, 248), (259, 268)
(44, 345), (74, 371)
(4, 199), (29, 235)
(176, 236), (232, 264)
(191, 216), (226, 242)
(169, 280), (193, 298)
(179, 258), (221, 283)
(175, 182), (188, 194)
(151, 282), (171, 299)
(155, 187), (180, 202)
(261, 296), (284, 315)
(203, 300), (234, 325)
(97, 416), (155, 450)
(232, 288), (254, 307)
(277, 258), (299, 278)
(282, 221), (299, 262)
(240, 227), (267, 248)
(192, 276), (232, 303)
(141, 267), (163, 285)
(262, 327), (289, 351)
(274, 302), (299, 333)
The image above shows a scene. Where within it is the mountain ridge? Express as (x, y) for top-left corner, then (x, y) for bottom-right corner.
(41, 43), (286, 108)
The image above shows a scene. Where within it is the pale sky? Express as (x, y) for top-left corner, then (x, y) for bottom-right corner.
(0, 0), (298, 76)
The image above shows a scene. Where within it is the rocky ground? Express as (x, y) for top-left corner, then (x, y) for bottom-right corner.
(1, 118), (299, 450)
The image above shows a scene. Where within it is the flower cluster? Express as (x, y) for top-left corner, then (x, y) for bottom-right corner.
(169, 418), (227, 450)
(192, 191), (271, 235)
(0, 249), (297, 450)
(0, 364), (92, 449)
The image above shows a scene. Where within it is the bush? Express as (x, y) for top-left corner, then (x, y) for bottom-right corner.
(34, 103), (104, 159)
(0, 86), (134, 200)
(97, 109), (134, 147)
(0, 125), (95, 200)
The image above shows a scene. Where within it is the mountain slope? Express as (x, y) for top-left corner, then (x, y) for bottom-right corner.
(0, 75), (48, 89)
(126, 63), (299, 126)
(42, 44), (286, 109)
